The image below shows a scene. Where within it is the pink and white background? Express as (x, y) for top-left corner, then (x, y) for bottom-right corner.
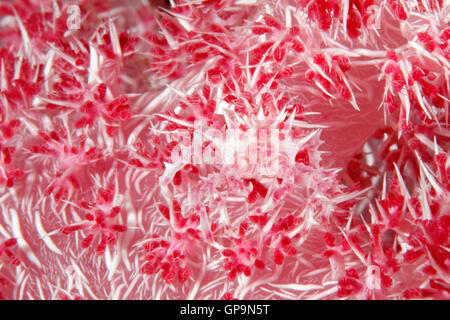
(0, 0), (448, 300)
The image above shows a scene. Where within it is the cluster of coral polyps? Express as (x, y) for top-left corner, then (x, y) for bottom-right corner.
(0, 0), (448, 300)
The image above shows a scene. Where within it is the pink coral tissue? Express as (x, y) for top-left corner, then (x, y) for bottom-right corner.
(0, 0), (449, 300)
